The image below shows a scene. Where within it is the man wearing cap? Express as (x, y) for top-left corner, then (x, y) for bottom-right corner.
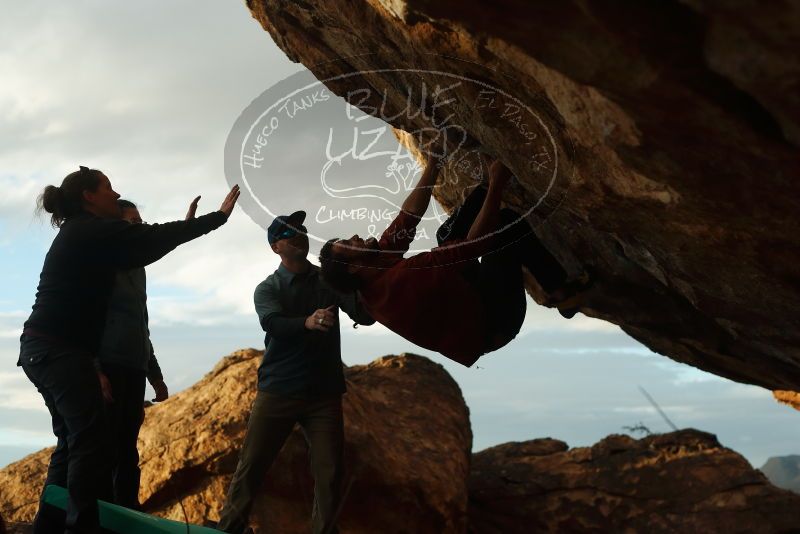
(217, 210), (374, 534)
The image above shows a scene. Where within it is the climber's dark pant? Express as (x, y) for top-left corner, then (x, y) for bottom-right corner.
(218, 391), (344, 534)
(20, 334), (113, 534)
(437, 186), (568, 349)
(101, 362), (147, 510)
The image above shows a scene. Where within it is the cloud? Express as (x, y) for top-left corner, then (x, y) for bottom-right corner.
(0, 370), (48, 412)
(0, 311), (25, 339)
(0, 0), (299, 229)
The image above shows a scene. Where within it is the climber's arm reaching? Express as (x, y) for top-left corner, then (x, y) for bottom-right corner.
(400, 152), (441, 219)
(466, 159), (511, 241)
(403, 159), (514, 268)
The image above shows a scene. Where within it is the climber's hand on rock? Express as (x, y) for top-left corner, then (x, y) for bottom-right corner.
(488, 159), (512, 189)
(423, 151), (444, 174)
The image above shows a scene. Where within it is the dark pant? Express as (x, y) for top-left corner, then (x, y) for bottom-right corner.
(218, 392), (344, 534)
(20, 336), (112, 534)
(437, 186), (568, 348)
(101, 362), (146, 510)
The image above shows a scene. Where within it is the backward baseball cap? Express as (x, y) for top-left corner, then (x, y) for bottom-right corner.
(267, 210), (307, 245)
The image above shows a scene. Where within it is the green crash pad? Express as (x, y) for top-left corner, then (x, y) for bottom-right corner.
(43, 485), (224, 534)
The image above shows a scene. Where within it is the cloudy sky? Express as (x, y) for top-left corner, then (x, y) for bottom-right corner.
(1, 0), (798, 470)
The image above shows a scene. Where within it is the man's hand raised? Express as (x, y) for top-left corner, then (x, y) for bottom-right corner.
(305, 306), (337, 332)
(219, 184), (240, 217)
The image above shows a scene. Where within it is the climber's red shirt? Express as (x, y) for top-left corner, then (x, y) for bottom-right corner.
(357, 210), (497, 366)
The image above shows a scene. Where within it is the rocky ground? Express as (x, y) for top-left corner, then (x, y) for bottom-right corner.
(2, 350), (799, 533)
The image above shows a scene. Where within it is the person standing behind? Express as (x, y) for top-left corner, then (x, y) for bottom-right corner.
(96, 197), (201, 510)
(217, 211), (374, 534)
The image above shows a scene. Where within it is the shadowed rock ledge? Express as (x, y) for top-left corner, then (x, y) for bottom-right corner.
(244, 0), (800, 394)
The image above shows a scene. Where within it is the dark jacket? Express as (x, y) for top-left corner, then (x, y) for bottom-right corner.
(254, 263), (374, 396)
(20, 210), (227, 365)
(98, 268), (163, 383)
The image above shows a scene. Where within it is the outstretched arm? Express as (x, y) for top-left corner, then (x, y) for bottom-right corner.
(466, 160), (512, 241)
(97, 185), (240, 270)
(400, 153), (441, 219)
(403, 160), (515, 268)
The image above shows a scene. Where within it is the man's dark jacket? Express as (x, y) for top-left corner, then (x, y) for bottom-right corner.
(254, 263), (374, 396)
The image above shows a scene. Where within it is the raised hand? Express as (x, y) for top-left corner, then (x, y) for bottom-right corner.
(305, 305), (337, 332)
(185, 195), (201, 220)
(219, 184), (241, 217)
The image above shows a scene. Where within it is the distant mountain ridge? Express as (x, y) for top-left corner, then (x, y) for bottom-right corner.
(761, 455), (800, 493)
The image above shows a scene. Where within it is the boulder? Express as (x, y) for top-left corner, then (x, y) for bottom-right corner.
(0, 448), (52, 524)
(468, 429), (800, 533)
(245, 0), (800, 392)
(0, 350), (472, 533)
(3, 522), (30, 534)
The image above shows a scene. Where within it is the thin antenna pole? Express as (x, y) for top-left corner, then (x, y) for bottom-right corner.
(638, 386), (679, 432)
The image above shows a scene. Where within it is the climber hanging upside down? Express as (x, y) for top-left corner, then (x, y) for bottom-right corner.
(319, 152), (591, 366)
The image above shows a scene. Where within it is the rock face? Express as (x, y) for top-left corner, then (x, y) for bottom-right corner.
(1, 511), (31, 534)
(2, 519), (28, 534)
(245, 0), (800, 391)
(774, 390), (800, 411)
(0, 350), (472, 533)
(469, 429), (800, 533)
(0, 447), (52, 523)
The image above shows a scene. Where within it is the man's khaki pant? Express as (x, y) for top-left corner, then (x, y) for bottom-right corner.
(218, 391), (344, 534)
